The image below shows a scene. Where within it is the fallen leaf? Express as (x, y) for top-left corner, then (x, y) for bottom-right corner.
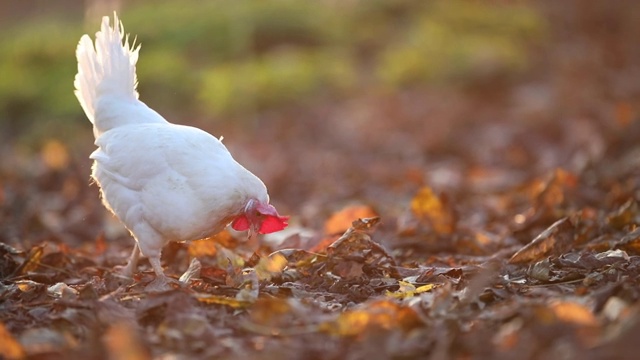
(327, 217), (395, 272)
(188, 231), (235, 258)
(550, 301), (598, 327)
(0, 322), (25, 360)
(248, 297), (298, 328)
(321, 300), (422, 336)
(254, 252), (287, 280)
(530, 168), (577, 209)
(104, 322), (150, 360)
(606, 199), (639, 230)
(614, 227), (640, 254)
(410, 186), (455, 234)
(509, 217), (575, 264)
(16, 244), (45, 275)
(41, 139), (69, 171)
(325, 205), (378, 235)
(194, 294), (252, 309)
(386, 280), (435, 299)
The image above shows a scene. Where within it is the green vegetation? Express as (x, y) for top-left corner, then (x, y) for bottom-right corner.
(0, 0), (545, 144)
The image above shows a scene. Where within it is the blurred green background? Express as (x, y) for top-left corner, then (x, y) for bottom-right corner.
(0, 0), (543, 148)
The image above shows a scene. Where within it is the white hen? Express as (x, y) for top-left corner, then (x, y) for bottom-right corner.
(74, 14), (288, 286)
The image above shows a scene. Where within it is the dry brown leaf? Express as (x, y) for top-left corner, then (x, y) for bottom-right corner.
(606, 199), (638, 230)
(410, 186), (455, 234)
(530, 168), (577, 209)
(614, 227), (640, 254)
(327, 216), (395, 271)
(509, 217), (575, 264)
(16, 244), (45, 275)
(0, 322), (25, 360)
(324, 205), (378, 235)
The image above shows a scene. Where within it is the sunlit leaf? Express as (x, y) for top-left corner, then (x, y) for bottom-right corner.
(0, 322), (25, 360)
(410, 186), (455, 234)
(16, 280), (40, 292)
(249, 297), (297, 327)
(550, 301), (598, 327)
(189, 230), (236, 258)
(614, 227), (640, 254)
(40, 139), (69, 170)
(188, 238), (218, 258)
(327, 217), (395, 272)
(269, 248), (326, 269)
(254, 252), (287, 281)
(530, 168), (577, 209)
(215, 243), (245, 269)
(324, 205), (378, 235)
(194, 294), (253, 309)
(386, 280), (435, 299)
(16, 244), (45, 275)
(321, 300), (422, 336)
(606, 199), (639, 230)
(509, 217), (575, 264)
(350, 217), (381, 232)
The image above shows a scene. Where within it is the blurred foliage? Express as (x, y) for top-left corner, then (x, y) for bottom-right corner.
(0, 0), (545, 145)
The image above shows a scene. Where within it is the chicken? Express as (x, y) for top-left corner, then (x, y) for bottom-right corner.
(74, 14), (288, 287)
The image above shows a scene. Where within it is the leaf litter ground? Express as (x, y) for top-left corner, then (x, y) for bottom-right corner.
(2, 2), (640, 359)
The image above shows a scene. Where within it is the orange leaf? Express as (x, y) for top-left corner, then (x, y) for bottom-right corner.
(104, 322), (150, 360)
(17, 244), (45, 275)
(324, 205), (378, 235)
(188, 238), (217, 258)
(410, 186), (455, 234)
(254, 253), (287, 280)
(0, 322), (25, 360)
(321, 300), (422, 336)
(249, 297), (296, 327)
(550, 301), (598, 327)
(41, 139), (69, 170)
(509, 217), (575, 264)
(188, 230), (235, 258)
(195, 294), (252, 309)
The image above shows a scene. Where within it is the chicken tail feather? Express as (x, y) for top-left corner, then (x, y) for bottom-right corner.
(74, 13), (140, 133)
